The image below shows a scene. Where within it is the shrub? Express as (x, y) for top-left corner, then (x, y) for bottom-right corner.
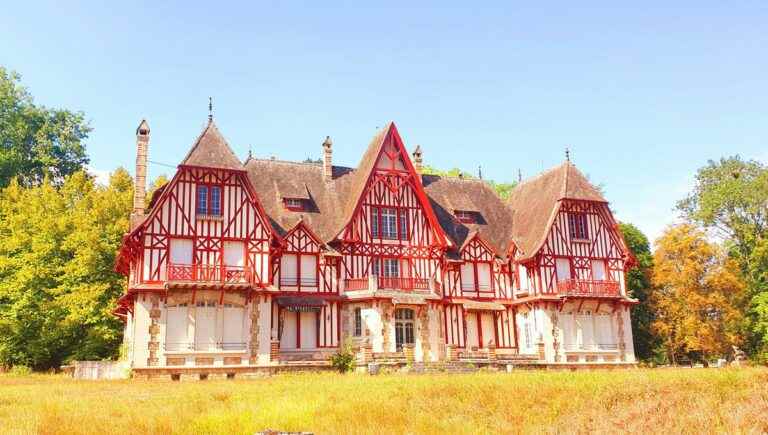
(9, 365), (32, 376)
(330, 340), (356, 373)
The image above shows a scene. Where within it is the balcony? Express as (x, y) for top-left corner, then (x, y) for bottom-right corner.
(167, 263), (252, 284)
(164, 342), (248, 352)
(556, 279), (620, 298)
(563, 343), (619, 352)
(344, 276), (436, 292)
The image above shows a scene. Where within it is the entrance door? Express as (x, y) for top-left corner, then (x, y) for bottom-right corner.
(394, 308), (415, 351)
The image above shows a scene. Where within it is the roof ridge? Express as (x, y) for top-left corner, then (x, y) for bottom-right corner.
(512, 162), (567, 191)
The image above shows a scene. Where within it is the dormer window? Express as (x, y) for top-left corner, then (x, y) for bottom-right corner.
(568, 212), (589, 240)
(284, 198), (305, 211)
(455, 210), (477, 224)
(196, 184), (222, 216)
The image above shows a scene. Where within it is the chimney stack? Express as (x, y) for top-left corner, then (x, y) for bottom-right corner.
(133, 119), (150, 216)
(322, 136), (333, 181)
(412, 145), (423, 174)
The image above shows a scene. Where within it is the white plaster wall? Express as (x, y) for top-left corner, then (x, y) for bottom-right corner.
(132, 298), (152, 368)
(362, 307), (383, 352)
(427, 307), (442, 362)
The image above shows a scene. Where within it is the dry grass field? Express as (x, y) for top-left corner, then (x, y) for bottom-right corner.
(1, 367), (766, 434)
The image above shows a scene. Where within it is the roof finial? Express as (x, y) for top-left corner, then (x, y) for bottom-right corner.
(518, 169), (522, 183)
(565, 146), (570, 162)
(208, 97), (213, 122)
(247, 145), (253, 160)
(478, 165), (483, 180)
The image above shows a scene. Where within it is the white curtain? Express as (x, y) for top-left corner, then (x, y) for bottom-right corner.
(556, 259), (571, 281)
(477, 263), (492, 291)
(223, 305), (244, 347)
(170, 239), (193, 264)
(300, 255), (317, 286)
(223, 241), (245, 266)
(591, 260), (606, 281)
(195, 302), (217, 350)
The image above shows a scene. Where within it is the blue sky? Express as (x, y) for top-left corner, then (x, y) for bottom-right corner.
(3, 1), (767, 244)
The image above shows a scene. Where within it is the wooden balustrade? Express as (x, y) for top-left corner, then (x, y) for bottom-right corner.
(167, 263), (251, 284)
(343, 276), (433, 291)
(556, 279), (620, 297)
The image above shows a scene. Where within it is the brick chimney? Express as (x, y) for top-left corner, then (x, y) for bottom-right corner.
(412, 145), (423, 174)
(322, 136), (333, 181)
(133, 119), (150, 216)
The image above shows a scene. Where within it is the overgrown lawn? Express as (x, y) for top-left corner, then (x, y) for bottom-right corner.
(1, 368), (766, 434)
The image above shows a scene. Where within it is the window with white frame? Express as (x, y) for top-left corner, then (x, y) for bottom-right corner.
(370, 206), (408, 240)
(372, 257), (399, 277)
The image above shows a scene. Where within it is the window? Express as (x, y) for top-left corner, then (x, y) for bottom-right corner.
(381, 208), (397, 239)
(284, 198), (304, 211)
(370, 206), (408, 240)
(568, 212), (588, 240)
(556, 258), (572, 281)
(354, 308), (362, 337)
(455, 210), (476, 224)
(372, 257), (399, 277)
(196, 185), (222, 216)
(279, 254), (318, 288)
(395, 308), (415, 350)
(591, 260), (606, 281)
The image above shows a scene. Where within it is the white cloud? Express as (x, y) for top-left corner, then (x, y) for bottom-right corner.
(87, 166), (111, 186)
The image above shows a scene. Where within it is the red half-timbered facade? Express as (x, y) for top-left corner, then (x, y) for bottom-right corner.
(115, 117), (638, 373)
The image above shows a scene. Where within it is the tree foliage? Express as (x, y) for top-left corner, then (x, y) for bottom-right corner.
(618, 222), (658, 361)
(651, 224), (747, 365)
(0, 67), (90, 188)
(677, 156), (768, 360)
(421, 165), (517, 199)
(0, 169), (132, 369)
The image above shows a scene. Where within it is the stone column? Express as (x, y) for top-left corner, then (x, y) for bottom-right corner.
(147, 295), (161, 367)
(381, 302), (393, 353)
(419, 306), (431, 362)
(551, 310), (561, 362)
(616, 307), (627, 362)
(249, 298), (261, 365)
(536, 335), (546, 361)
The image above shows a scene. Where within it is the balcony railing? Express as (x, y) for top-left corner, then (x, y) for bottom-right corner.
(279, 277), (320, 287)
(343, 276), (435, 291)
(556, 279), (620, 297)
(167, 263), (251, 284)
(563, 343), (619, 352)
(164, 342), (248, 352)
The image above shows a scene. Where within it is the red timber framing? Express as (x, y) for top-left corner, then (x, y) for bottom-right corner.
(525, 199), (629, 296)
(338, 123), (447, 289)
(443, 234), (512, 300)
(121, 165), (273, 290)
(276, 220), (339, 294)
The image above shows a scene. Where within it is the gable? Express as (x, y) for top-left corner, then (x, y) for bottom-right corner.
(338, 123), (447, 247)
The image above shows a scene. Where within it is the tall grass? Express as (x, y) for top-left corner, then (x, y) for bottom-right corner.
(1, 368), (766, 434)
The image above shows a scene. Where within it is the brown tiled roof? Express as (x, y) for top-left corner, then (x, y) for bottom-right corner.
(339, 123), (391, 227)
(244, 158), (355, 240)
(422, 175), (514, 258)
(508, 161), (606, 261)
(181, 120), (244, 170)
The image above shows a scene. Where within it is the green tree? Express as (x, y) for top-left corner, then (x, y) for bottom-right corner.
(677, 156), (768, 359)
(0, 67), (90, 188)
(421, 165), (517, 199)
(0, 169), (132, 369)
(618, 222), (658, 362)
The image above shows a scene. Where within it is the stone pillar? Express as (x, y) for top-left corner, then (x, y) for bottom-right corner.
(270, 340), (280, 362)
(616, 307), (627, 362)
(551, 311), (561, 362)
(403, 344), (415, 363)
(419, 306), (431, 362)
(537, 335), (546, 361)
(381, 302), (393, 353)
(147, 295), (161, 367)
(445, 344), (455, 361)
(249, 299), (261, 365)
(488, 343), (497, 361)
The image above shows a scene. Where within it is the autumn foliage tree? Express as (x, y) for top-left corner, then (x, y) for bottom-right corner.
(651, 224), (747, 365)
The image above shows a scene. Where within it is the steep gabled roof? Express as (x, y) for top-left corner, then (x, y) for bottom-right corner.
(181, 120), (244, 170)
(508, 161), (606, 261)
(335, 123), (447, 246)
(423, 175), (514, 258)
